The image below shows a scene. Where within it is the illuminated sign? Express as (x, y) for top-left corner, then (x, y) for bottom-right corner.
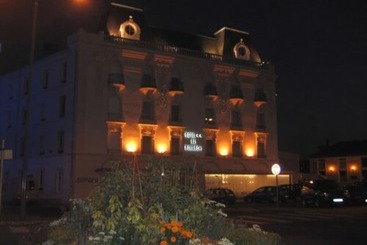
(184, 131), (203, 152)
(271, 163), (281, 175)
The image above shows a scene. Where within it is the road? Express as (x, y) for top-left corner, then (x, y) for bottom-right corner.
(225, 201), (367, 245)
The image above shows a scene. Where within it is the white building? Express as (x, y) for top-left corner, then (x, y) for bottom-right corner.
(0, 2), (288, 203)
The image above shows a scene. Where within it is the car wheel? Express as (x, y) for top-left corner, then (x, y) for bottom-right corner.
(302, 198), (307, 207)
(315, 199), (320, 208)
(272, 196), (277, 203)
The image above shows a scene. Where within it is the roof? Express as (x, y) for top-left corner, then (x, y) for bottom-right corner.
(310, 140), (367, 158)
(105, 2), (262, 62)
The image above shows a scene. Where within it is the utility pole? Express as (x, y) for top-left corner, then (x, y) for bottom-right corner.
(0, 140), (5, 216)
(20, 0), (38, 218)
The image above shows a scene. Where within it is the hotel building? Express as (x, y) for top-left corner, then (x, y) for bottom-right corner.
(0, 2), (290, 203)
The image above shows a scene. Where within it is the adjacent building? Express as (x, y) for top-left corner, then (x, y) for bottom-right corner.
(310, 140), (367, 185)
(0, 2), (287, 203)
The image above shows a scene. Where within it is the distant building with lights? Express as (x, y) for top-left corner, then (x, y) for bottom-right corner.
(0, 2), (289, 203)
(310, 140), (367, 185)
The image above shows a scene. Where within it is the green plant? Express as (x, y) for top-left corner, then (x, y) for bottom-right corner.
(45, 158), (282, 245)
(228, 224), (282, 245)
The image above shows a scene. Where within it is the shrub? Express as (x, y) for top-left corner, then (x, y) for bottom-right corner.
(45, 158), (282, 245)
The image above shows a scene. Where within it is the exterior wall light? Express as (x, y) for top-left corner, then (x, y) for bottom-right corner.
(245, 148), (255, 157)
(126, 142), (137, 153)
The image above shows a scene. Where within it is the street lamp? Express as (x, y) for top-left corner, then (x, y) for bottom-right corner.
(271, 163), (281, 208)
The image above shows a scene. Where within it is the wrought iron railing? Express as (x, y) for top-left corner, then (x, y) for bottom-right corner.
(104, 35), (270, 70)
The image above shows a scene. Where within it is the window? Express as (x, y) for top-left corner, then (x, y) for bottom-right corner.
(42, 71), (49, 89)
(231, 110), (242, 128)
(340, 170), (347, 183)
(318, 159), (326, 170)
(59, 95), (66, 118)
(205, 139), (216, 156)
(39, 135), (45, 155)
(141, 135), (153, 154)
(205, 108), (216, 126)
(125, 25), (135, 35)
(119, 16), (141, 40)
(256, 111), (266, 130)
(141, 100), (155, 122)
(238, 47), (246, 56)
(361, 157), (367, 168)
(362, 170), (367, 180)
(9, 84), (14, 99)
(233, 39), (250, 60)
(170, 104), (181, 123)
(41, 102), (46, 121)
(318, 159), (326, 176)
(257, 140), (266, 158)
(56, 169), (64, 193)
(23, 78), (29, 95)
(170, 137), (180, 155)
(19, 137), (25, 157)
(339, 158), (346, 169)
(232, 141), (242, 157)
(7, 111), (12, 128)
(61, 62), (67, 83)
(256, 135), (266, 158)
(22, 108), (28, 125)
(57, 131), (64, 153)
(108, 96), (122, 120)
(39, 170), (44, 191)
(26, 175), (35, 191)
(107, 123), (122, 153)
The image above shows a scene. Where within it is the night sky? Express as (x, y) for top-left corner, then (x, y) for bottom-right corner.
(1, 0), (367, 158)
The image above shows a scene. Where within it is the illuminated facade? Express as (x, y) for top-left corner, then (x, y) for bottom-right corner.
(310, 140), (367, 185)
(0, 2), (284, 202)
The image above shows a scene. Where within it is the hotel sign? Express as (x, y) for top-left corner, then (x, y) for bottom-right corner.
(184, 131), (203, 152)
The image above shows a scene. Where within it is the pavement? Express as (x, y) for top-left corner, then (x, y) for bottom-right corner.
(0, 203), (62, 245)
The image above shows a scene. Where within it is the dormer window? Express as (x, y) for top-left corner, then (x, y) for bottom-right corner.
(125, 25), (135, 36)
(233, 38), (250, 60)
(119, 16), (141, 40)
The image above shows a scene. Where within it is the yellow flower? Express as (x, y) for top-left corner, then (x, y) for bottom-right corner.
(160, 240), (168, 245)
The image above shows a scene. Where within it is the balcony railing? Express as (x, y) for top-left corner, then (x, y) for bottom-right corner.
(104, 35), (270, 70)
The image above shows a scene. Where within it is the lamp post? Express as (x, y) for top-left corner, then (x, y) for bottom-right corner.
(271, 163), (281, 208)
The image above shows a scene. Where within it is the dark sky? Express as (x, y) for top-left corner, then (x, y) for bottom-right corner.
(1, 0), (367, 158)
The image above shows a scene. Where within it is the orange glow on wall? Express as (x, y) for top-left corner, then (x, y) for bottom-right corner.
(155, 127), (169, 154)
(219, 148), (229, 156)
(328, 165), (336, 172)
(350, 164), (357, 172)
(246, 148), (255, 157)
(216, 131), (231, 157)
(126, 141), (137, 153)
(157, 144), (167, 154)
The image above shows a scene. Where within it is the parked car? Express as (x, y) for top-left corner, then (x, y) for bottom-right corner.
(279, 184), (302, 202)
(301, 179), (349, 207)
(244, 186), (278, 203)
(204, 188), (236, 205)
(344, 182), (367, 205)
